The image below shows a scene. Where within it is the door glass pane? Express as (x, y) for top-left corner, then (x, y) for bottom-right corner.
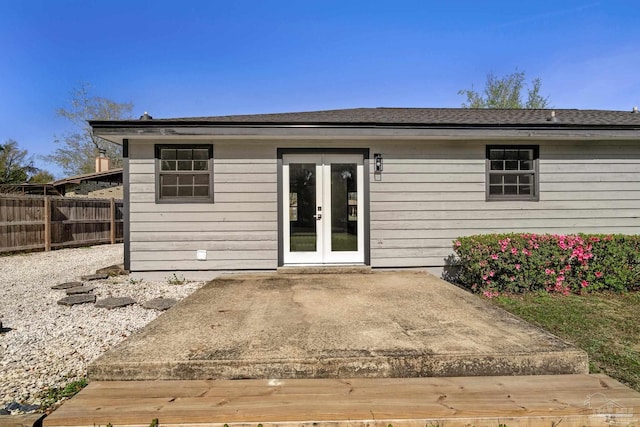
(289, 163), (316, 252)
(331, 163), (357, 252)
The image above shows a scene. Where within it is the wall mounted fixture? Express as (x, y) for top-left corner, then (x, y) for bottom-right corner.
(374, 153), (383, 172)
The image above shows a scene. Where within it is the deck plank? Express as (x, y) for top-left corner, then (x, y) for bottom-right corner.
(44, 374), (640, 427)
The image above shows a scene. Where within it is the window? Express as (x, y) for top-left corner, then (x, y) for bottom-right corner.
(155, 145), (213, 202)
(486, 145), (538, 201)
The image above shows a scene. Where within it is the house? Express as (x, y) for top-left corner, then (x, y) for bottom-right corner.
(90, 108), (640, 279)
(0, 155), (123, 198)
(51, 168), (123, 199)
(0, 182), (61, 196)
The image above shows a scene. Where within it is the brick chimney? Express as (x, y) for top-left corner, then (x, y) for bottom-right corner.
(95, 149), (110, 172)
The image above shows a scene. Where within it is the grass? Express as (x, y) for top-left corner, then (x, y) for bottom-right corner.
(39, 378), (88, 411)
(491, 291), (640, 391)
(166, 273), (186, 285)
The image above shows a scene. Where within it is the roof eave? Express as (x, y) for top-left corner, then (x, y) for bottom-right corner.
(91, 122), (640, 141)
(89, 120), (640, 130)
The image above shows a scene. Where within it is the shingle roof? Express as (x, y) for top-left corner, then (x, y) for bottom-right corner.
(176, 108), (640, 126)
(51, 168), (123, 186)
(91, 108), (640, 128)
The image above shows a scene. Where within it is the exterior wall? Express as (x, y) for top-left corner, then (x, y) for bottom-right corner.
(65, 183), (123, 199)
(128, 138), (640, 274)
(368, 139), (640, 268)
(128, 139), (278, 272)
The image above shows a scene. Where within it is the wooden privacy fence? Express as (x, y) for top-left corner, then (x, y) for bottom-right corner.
(0, 195), (124, 253)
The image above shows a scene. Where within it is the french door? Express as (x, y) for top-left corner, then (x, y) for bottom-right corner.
(283, 154), (364, 264)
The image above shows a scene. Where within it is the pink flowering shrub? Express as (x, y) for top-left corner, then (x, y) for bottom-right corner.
(452, 233), (640, 295)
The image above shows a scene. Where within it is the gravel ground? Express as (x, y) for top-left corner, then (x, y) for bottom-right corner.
(0, 244), (205, 411)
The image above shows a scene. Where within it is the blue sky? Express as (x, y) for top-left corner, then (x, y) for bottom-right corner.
(1, 1), (638, 177)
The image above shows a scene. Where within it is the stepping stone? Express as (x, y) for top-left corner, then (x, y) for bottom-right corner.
(4, 402), (41, 414)
(143, 297), (177, 311)
(96, 297), (136, 309)
(96, 264), (127, 276)
(5, 403), (20, 412)
(58, 294), (96, 306)
(0, 321), (10, 333)
(66, 285), (95, 295)
(80, 273), (109, 281)
(51, 281), (83, 290)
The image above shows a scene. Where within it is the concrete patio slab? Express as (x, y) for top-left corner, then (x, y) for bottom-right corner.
(88, 271), (588, 380)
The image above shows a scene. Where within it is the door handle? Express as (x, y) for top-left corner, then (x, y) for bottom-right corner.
(314, 214), (322, 220)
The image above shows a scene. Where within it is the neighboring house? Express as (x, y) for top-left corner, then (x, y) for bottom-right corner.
(0, 183), (61, 196)
(51, 168), (123, 199)
(90, 108), (640, 278)
(0, 164), (123, 198)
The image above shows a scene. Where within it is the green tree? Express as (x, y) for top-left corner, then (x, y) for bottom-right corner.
(45, 83), (134, 176)
(0, 139), (39, 184)
(28, 170), (55, 183)
(458, 70), (550, 109)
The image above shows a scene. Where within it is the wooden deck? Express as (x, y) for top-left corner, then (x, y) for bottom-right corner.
(44, 374), (640, 427)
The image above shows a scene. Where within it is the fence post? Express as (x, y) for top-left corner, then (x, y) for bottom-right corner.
(110, 197), (116, 245)
(44, 196), (51, 251)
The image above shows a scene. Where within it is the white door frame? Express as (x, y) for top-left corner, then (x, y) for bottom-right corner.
(282, 152), (365, 265)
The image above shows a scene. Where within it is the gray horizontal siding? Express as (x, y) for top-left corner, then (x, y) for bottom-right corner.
(130, 181), (277, 194)
(369, 140), (640, 269)
(371, 257), (453, 268)
(128, 140), (278, 272)
(130, 221), (276, 232)
(131, 212), (275, 222)
(131, 250), (275, 261)
(371, 209), (640, 221)
(371, 200), (640, 211)
(127, 138), (640, 273)
(372, 218), (640, 230)
(128, 259), (276, 271)
(130, 202), (275, 213)
(371, 226), (639, 240)
(373, 191), (485, 201)
(372, 182), (486, 192)
(130, 230), (276, 242)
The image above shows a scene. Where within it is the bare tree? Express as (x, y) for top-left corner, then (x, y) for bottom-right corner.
(45, 83), (134, 176)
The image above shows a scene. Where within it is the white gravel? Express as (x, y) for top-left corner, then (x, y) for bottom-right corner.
(0, 244), (205, 408)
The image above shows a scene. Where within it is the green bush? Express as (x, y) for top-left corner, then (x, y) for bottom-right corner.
(451, 233), (640, 296)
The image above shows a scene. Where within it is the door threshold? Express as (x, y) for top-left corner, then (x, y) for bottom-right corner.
(277, 265), (372, 274)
